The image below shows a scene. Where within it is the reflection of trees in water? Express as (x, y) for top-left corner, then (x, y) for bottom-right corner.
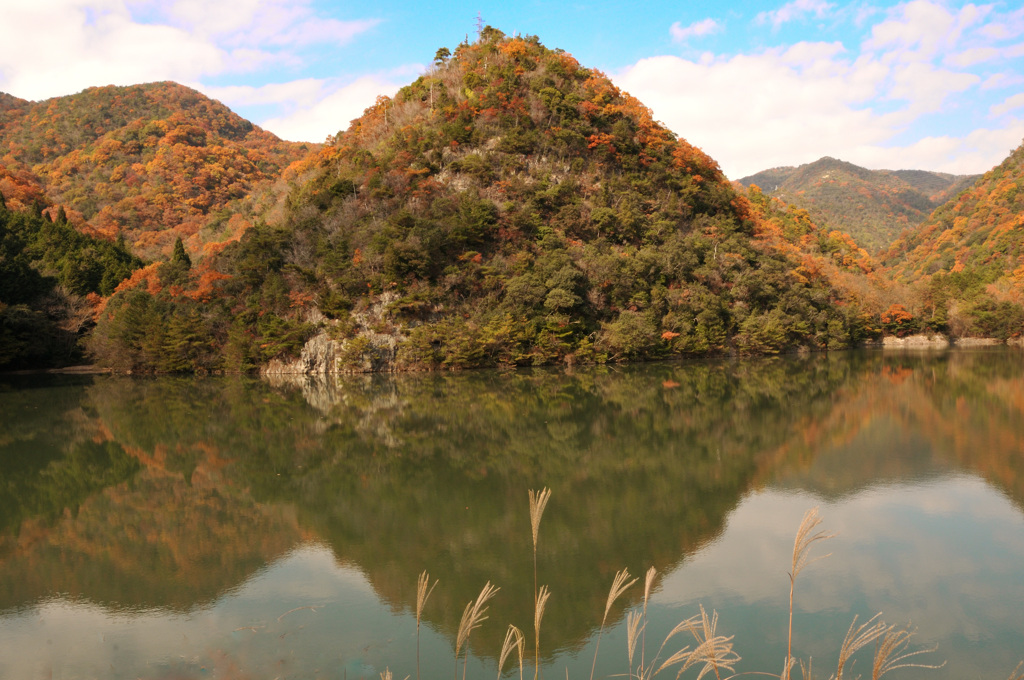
(0, 376), (305, 613)
(228, 355), (866, 658)
(763, 349), (1024, 509)
(2, 349), (1023, 658)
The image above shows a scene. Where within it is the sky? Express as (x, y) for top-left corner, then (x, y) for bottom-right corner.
(2, 0), (1023, 179)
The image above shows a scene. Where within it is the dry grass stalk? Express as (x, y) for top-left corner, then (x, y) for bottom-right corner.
(650, 616), (697, 678)
(1007, 662), (1024, 680)
(627, 609), (644, 674)
(676, 605), (740, 680)
(641, 567), (658, 674)
(534, 584), (552, 678)
(870, 624), (943, 680)
(785, 507), (834, 680)
(455, 581), (501, 680)
(416, 571), (438, 680)
(834, 614), (886, 680)
(590, 568), (638, 680)
(529, 487), (551, 680)
(499, 625), (526, 680)
(605, 569), (639, 622)
(529, 487), (552, 550)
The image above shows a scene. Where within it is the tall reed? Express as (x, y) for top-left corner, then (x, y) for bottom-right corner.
(870, 623), (943, 680)
(416, 570), (438, 680)
(498, 625), (525, 680)
(834, 614), (886, 680)
(783, 507), (833, 680)
(410, 500), (1012, 680)
(534, 585), (551, 680)
(455, 581), (500, 680)
(589, 568), (637, 680)
(529, 487), (551, 680)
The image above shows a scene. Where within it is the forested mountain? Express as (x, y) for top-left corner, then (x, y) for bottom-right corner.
(0, 82), (312, 260)
(880, 140), (1024, 338)
(738, 157), (978, 252)
(86, 29), (888, 373)
(2, 30), (1021, 374)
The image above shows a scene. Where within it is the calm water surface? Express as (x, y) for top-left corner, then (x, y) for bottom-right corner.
(1, 349), (1023, 680)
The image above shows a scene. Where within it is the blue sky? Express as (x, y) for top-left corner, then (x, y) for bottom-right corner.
(2, 0), (1023, 179)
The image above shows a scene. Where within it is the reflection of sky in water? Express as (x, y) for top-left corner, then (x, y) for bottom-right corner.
(652, 477), (1024, 680)
(0, 543), (468, 680)
(5, 476), (1023, 680)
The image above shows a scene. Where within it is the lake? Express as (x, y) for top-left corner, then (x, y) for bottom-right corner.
(1, 348), (1023, 680)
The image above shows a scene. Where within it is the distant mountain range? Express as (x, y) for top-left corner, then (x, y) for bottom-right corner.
(738, 157), (979, 252)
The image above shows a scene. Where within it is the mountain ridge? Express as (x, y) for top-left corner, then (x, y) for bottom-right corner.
(738, 157), (979, 252)
(0, 81), (313, 260)
(3, 30), (1022, 373)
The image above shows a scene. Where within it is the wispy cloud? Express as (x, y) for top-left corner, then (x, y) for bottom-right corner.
(944, 46), (1000, 68)
(991, 93), (1024, 117)
(757, 0), (833, 30)
(670, 18), (721, 43)
(864, 1), (990, 62)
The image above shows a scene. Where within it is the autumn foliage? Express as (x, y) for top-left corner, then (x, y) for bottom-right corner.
(0, 82), (312, 259)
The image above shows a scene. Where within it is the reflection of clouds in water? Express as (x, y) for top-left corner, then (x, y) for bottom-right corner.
(241, 541), (374, 601)
(0, 542), (420, 680)
(652, 477), (1024, 679)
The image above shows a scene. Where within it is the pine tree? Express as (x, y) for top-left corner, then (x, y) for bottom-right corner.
(171, 236), (191, 269)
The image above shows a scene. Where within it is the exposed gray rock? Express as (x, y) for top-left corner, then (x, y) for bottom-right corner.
(263, 331), (340, 375)
(879, 334), (950, 348)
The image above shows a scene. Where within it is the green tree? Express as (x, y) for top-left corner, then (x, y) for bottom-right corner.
(171, 236), (191, 269)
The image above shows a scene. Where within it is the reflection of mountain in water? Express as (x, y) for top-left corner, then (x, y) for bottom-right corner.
(0, 464), (303, 612)
(762, 350), (1024, 505)
(2, 349), (1023, 659)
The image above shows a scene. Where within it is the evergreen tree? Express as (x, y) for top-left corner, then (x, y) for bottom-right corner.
(171, 236), (191, 269)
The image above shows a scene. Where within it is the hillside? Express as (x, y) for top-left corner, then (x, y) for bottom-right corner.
(0, 200), (142, 370)
(0, 82), (313, 260)
(88, 29), (881, 374)
(880, 140), (1024, 338)
(738, 157), (978, 252)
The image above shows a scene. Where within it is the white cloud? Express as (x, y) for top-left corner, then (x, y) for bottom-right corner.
(886, 61), (979, 116)
(991, 93), (1024, 117)
(0, 0), (377, 101)
(613, 0), (1024, 179)
(757, 0), (833, 29)
(0, 2), (224, 100)
(670, 18), (721, 43)
(980, 73), (1024, 90)
(866, 123), (1024, 173)
(203, 79), (328, 108)
(945, 46), (1000, 68)
(614, 49), (895, 178)
(864, 1), (989, 62)
(977, 7), (1024, 40)
(259, 76), (404, 143)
